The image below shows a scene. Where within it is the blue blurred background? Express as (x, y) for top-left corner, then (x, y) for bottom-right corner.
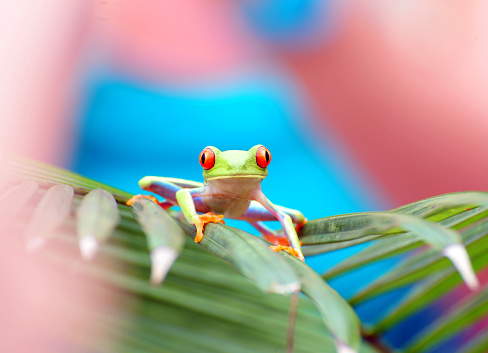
(3, 0), (488, 351)
(71, 66), (388, 286)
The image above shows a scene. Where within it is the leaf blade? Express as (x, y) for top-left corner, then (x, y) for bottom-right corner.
(277, 250), (361, 352)
(76, 188), (121, 260)
(131, 199), (186, 285)
(404, 284), (488, 353)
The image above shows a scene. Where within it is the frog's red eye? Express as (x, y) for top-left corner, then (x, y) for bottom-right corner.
(199, 148), (215, 170)
(256, 146), (271, 168)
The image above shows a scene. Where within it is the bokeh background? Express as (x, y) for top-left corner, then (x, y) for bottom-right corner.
(2, 0), (488, 352)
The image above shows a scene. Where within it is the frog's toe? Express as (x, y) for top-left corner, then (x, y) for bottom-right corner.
(194, 212), (225, 243)
(194, 217), (204, 243)
(269, 245), (304, 261)
(126, 194), (159, 206)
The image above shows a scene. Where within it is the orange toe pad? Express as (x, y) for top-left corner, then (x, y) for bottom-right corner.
(194, 212), (225, 243)
(127, 194), (159, 206)
(269, 245), (300, 259)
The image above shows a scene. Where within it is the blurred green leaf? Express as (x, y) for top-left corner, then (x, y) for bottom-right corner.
(391, 192), (488, 220)
(349, 218), (488, 305)
(131, 199), (186, 286)
(25, 184), (74, 251)
(76, 188), (120, 260)
(404, 284), (488, 353)
(322, 208), (488, 279)
(306, 211), (477, 290)
(0, 180), (38, 220)
(301, 192), (488, 248)
(4, 157), (488, 353)
(4, 158), (342, 352)
(277, 249), (361, 352)
(454, 328), (488, 353)
(372, 250), (488, 334)
(0, 156), (131, 202)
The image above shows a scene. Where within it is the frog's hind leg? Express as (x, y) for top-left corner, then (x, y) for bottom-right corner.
(249, 222), (302, 246)
(250, 221), (292, 246)
(241, 202), (307, 232)
(276, 205), (307, 232)
(245, 195), (305, 261)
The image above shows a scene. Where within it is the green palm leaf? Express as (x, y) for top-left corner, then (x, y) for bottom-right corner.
(2, 157), (368, 353)
(321, 207), (487, 278)
(303, 211), (478, 290)
(348, 218), (488, 305)
(131, 199), (185, 285)
(454, 328), (488, 353)
(76, 188), (120, 260)
(404, 284), (488, 353)
(4, 156), (488, 353)
(372, 249), (488, 335)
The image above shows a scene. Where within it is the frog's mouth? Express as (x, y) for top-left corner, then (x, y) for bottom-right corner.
(205, 175), (266, 181)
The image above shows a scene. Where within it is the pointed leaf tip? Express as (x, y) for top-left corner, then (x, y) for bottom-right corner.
(76, 189), (120, 251)
(443, 244), (480, 291)
(334, 339), (358, 353)
(150, 246), (178, 286)
(25, 184), (74, 247)
(0, 181), (38, 220)
(79, 235), (100, 261)
(131, 199), (185, 252)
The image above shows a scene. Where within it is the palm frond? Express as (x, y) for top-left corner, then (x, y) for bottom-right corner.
(3, 156), (488, 353)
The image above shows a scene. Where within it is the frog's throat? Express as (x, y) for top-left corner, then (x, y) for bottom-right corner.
(205, 175), (265, 181)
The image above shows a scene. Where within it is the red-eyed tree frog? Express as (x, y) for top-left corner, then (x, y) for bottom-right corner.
(127, 145), (307, 261)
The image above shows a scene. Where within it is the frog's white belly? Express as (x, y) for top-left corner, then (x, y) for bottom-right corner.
(202, 196), (251, 218)
(201, 177), (262, 218)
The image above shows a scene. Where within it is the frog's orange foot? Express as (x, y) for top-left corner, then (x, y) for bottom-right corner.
(194, 212), (225, 243)
(127, 194), (159, 206)
(295, 218), (308, 234)
(269, 245), (301, 259)
(127, 195), (175, 210)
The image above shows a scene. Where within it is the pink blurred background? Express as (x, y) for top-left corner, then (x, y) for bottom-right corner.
(1, 0), (488, 352)
(3, 0), (488, 205)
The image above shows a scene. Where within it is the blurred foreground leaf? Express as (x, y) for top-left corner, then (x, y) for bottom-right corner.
(1, 157), (373, 353)
(3, 156), (488, 353)
(131, 199), (185, 286)
(76, 188), (120, 260)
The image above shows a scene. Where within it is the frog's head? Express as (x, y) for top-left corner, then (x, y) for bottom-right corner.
(200, 145), (271, 181)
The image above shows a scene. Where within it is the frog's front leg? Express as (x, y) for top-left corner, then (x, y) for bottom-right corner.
(175, 187), (224, 243)
(251, 191), (305, 261)
(128, 176), (208, 212)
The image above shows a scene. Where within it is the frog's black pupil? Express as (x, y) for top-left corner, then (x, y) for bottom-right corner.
(265, 151), (269, 163)
(201, 153), (206, 164)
